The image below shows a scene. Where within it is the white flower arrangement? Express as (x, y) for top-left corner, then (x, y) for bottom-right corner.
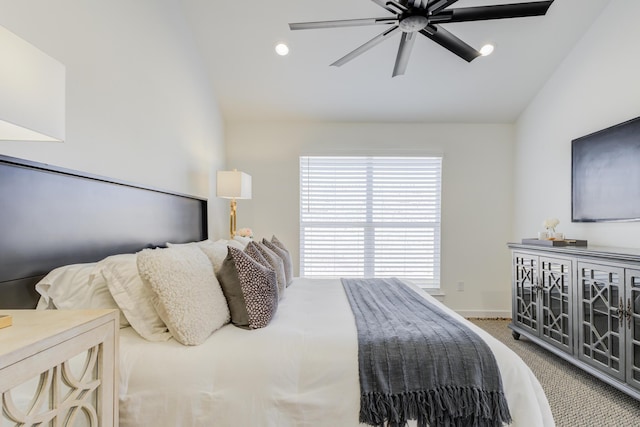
(542, 218), (559, 233)
(237, 227), (253, 238)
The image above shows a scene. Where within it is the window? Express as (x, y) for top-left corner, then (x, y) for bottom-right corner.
(300, 156), (441, 289)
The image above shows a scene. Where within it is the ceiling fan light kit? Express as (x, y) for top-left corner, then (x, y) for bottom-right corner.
(275, 43), (290, 56)
(480, 43), (494, 56)
(289, 0), (554, 77)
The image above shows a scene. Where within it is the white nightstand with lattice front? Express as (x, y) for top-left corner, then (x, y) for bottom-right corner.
(0, 309), (118, 426)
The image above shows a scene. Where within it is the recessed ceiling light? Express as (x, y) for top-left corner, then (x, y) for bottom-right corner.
(275, 43), (289, 56)
(480, 44), (494, 56)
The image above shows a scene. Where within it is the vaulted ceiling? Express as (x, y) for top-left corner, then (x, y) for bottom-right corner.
(181, 0), (610, 123)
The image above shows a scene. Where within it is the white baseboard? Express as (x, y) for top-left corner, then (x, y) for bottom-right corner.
(418, 289), (509, 318)
(454, 310), (511, 319)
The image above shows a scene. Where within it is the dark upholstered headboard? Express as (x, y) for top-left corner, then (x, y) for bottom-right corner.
(0, 154), (207, 309)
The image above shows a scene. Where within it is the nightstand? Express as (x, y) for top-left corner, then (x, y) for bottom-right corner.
(0, 309), (118, 426)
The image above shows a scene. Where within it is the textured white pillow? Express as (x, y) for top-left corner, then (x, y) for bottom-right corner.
(95, 253), (171, 341)
(137, 246), (230, 346)
(198, 240), (230, 273)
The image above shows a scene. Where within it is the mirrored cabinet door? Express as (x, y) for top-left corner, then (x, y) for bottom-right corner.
(577, 262), (625, 381)
(626, 269), (640, 391)
(513, 252), (539, 336)
(540, 256), (572, 352)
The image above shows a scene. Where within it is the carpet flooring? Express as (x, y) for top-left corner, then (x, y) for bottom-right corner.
(471, 319), (640, 427)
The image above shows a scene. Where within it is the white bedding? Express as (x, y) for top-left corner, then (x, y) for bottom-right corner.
(117, 277), (554, 427)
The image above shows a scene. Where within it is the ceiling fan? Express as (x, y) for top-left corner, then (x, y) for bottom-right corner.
(289, 0), (555, 77)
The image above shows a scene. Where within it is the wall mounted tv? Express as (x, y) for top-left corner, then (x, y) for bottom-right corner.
(572, 116), (640, 222)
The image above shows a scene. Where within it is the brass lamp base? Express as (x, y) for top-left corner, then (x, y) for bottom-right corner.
(229, 198), (237, 238)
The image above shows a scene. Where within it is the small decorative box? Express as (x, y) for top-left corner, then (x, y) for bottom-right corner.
(521, 238), (588, 247)
(0, 314), (12, 329)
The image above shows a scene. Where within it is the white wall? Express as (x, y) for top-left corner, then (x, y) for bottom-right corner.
(0, 0), (228, 237)
(514, 0), (640, 246)
(226, 121), (515, 315)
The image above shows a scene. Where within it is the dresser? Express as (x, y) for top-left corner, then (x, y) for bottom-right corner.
(0, 309), (118, 426)
(508, 243), (640, 401)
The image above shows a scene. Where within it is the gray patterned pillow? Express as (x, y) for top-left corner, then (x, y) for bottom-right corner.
(262, 238), (293, 286)
(244, 242), (276, 298)
(244, 241), (269, 266)
(216, 247), (278, 330)
(271, 235), (289, 252)
(252, 242), (286, 299)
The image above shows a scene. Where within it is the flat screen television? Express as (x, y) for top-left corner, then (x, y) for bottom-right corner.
(572, 116), (640, 222)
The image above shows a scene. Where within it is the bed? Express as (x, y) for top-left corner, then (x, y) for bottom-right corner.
(0, 155), (554, 426)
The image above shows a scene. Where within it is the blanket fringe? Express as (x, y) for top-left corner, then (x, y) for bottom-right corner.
(360, 387), (512, 427)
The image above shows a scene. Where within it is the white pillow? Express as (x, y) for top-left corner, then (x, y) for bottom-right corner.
(34, 263), (128, 327)
(232, 235), (252, 247)
(35, 296), (51, 310)
(82, 274), (131, 328)
(35, 263), (96, 309)
(94, 253), (171, 341)
(198, 240), (230, 273)
(225, 239), (245, 250)
(166, 239), (210, 248)
(137, 246), (230, 345)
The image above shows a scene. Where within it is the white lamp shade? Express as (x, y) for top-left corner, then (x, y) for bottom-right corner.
(216, 170), (252, 199)
(0, 25), (65, 142)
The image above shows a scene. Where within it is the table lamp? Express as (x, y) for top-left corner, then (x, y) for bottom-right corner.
(216, 170), (252, 238)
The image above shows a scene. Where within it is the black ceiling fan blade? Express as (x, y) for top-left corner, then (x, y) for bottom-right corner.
(419, 25), (480, 62)
(430, 1), (554, 24)
(408, 0), (428, 8)
(392, 32), (417, 77)
(427, 0), (459, 14)
(331, 26), (401, 67)
(289, 17), (397, 31)
(370, 0), (410, 14)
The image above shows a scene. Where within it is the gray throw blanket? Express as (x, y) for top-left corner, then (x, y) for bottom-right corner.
(341, 277), (511, 427)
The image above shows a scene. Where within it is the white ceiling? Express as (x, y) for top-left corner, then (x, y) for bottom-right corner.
(181, 0), (610, 123)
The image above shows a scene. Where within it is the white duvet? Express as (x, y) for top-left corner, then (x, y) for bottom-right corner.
(117, 278), (554, 427)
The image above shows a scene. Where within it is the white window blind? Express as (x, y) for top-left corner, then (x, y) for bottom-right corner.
(300, 156), (442, 288)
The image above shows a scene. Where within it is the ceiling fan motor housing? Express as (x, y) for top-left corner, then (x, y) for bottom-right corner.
(399, 15), (428, 33)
